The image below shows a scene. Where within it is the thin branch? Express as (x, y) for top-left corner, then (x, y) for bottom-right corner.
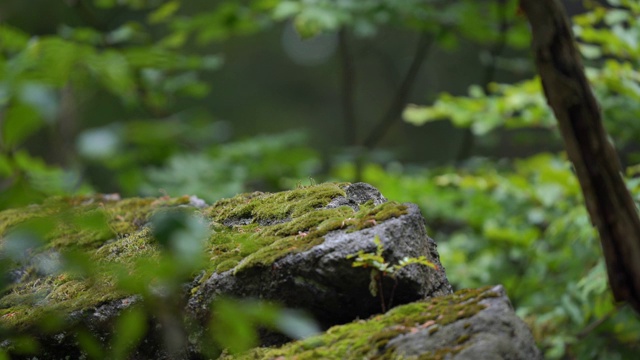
(359, 40), (401, 92)
(377, 273), (386, 313)
(456, 0), (510, 162)
(481, 0), (510, 90)
(520, 0), (640, 313)
(387, 278), (398, 311)
(338, 27), (357, 147)
(576, 306), (620, 340)
(362, 31), (436, 149)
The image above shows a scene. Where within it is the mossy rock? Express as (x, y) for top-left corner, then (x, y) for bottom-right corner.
(223, 285), (542, 360)
(187, 183), (452, 330)
(0, 183), (452, 358)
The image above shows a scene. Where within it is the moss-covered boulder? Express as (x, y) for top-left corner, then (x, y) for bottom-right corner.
(188, 182), (452, 330)
(1, 182), (455, 357)
(224, 285), (542, 360)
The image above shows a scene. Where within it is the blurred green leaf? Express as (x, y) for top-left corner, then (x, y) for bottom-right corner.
(110, 307), (147, 359)
(211, 299), (260, 354)
(150, 208), (208, 267)
(0, 25), (30, 52)
(2, 102), (42, 149)
(9, 336), (40, 355)
(77, 330), (105, 360)
(274, 309), (321, 340)
(149, 1), (181, 24)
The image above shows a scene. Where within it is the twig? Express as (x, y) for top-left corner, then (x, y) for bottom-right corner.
(456, 0), (510, 162)
(378, 273), (386, 313)
(363, 31), (436, 149)
(338, 27), (357, 147)
(576, 306), (620, 340)
(387, 278), (398, 311)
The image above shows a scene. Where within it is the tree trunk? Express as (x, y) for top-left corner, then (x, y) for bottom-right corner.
(519, 0), (640, 314)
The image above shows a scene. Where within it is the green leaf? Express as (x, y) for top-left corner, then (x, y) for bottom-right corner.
(211, 299), (259, 354)
(149, 1), (181, 24)
(77, 331), (105, 359)
(106, 22), (146, 45)
(58, 25), (103, 45)
(0, 154), (11, 176)
(0, 25), (30, 52)
(2, 102), (43, 148)
(87, 50), (136, 100)
(9, 336), (40, 355)
(273, 1), (301, 20)
(580, 43), (603, 59)
(110, 307), (147, 360)
(274, 309), (321, 340)
(403, 104), (446, 125)
(604, 9), (629, 25)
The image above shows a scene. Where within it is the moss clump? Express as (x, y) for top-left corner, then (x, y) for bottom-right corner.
(204, 189), (408, 274)
(205, 183), (348, 222)
(223, 286), (499, 360)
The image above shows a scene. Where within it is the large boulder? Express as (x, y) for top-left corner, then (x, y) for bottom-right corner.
(188, 182), (452, 329)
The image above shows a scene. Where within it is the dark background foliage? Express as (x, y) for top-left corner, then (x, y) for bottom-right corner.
(1, 0), (640, 358)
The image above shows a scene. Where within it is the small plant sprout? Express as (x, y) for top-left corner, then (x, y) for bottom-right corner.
(347, 235), (438, 312)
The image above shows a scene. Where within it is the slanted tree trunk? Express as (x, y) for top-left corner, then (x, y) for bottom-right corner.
(519, 0), (640, 314)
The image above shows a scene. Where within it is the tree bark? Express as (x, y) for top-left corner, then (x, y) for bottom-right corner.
(519, 0), (640, 313)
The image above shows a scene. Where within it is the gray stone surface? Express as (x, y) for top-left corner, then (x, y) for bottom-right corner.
(325, 182), (387, 211)
(388, 285), (542, 360)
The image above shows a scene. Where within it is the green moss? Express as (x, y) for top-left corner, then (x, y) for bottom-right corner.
(455, 334), (471, 345)
(0, 195), (192, 331)
(200, 183), (409, 275)
(0, 184), (411, 334)
(0, 274), (124, 332)
(223, 287), (499, 360)
(205, 183), (348, 222)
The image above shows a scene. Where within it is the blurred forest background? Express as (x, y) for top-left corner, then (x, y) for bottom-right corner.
(1, 0), (640, 358)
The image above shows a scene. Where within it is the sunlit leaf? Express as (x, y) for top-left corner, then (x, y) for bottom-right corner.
(149, 1), (181, 24)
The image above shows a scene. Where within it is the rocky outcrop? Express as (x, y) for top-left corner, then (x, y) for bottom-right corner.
(0, 182), (539, 359)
